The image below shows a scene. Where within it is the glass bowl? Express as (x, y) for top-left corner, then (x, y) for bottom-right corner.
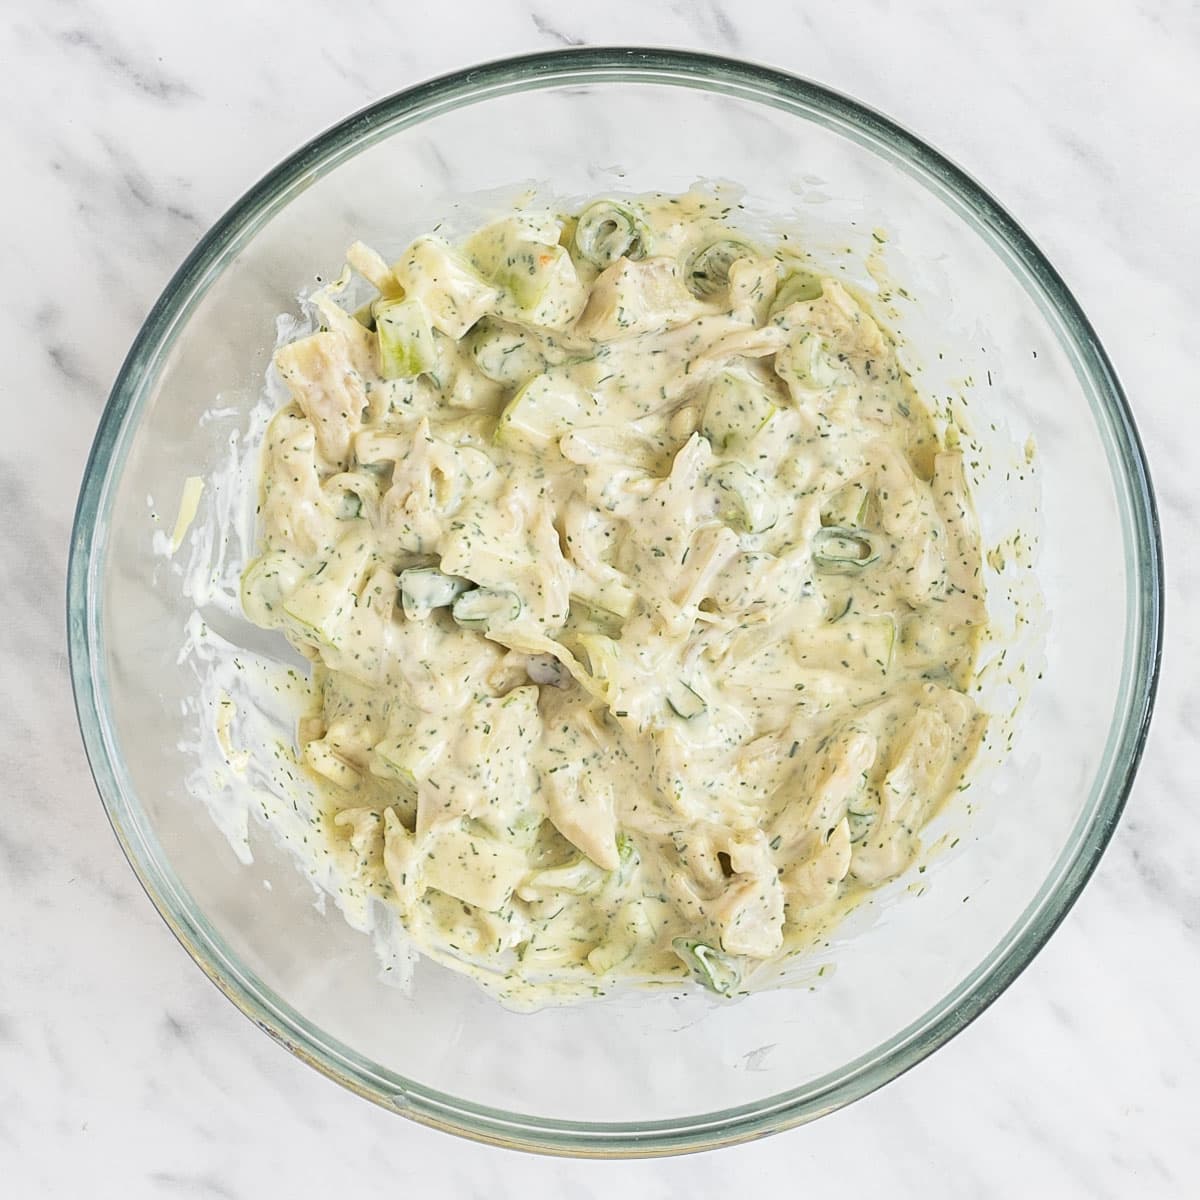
(68, 49), (1162, 1156)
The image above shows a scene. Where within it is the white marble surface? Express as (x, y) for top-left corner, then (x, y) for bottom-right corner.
(2, 1), (1196, 1194)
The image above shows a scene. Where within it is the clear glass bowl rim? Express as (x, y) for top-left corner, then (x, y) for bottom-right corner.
(67, 47), (1164, 1157)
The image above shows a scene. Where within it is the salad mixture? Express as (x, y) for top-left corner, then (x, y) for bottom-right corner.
(240, 192), (987, 1006)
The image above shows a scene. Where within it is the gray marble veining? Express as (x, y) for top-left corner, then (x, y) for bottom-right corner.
(1, 1), (1196, 1196)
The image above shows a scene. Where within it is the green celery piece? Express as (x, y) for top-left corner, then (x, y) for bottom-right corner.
(569, 579), (636, 624)
(495, 373), (598, 451)
(770, 269), (824, 317)
(672, 938), (742, 996)
(685, 239), (755, 298)
(281, 539), (373, 645)
(495, 243), (585, 328)
(376, 297), (436, 379)
(813, 526), (880, 572)
(821, 481), (872, 528)
(701, 370), (778, 452)
(468, 321), (546, 386)
(573, 200), (651, 268)
(390, 235), (497, 340)
(373, 717), (447, 788)
(399, 566), (470, 620)
(711, 462), (777, 534)
(451, 587), (522, 631)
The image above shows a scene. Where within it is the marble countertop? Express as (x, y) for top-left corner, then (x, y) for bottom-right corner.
(3, 1), (1196, 1195)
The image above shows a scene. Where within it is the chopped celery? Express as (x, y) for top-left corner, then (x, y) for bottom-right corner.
(376, 297), (436, 380)
(495, 243), (587, 329)
(666, 679), (706, 720)
(711, 462), (777, 534)
(821, 481), (872, 528)
(685, 238), (755, 298)
(587, 898), (654, 974)
(399, 566), (470, 620)
(569, 595), (630, 637)
(373, 719), (446, 788)
(494, 373), (598, 451)
(793, 612), (897, 676)
(570, 578), (636, 623)
(467, 321), (545, 386)
(466, 218), (587, 329)
(575, 632), (621, 692)
(573, 200), (650, 268)
(701, 370), (778, 452)
(281, 539), (373, 645)
(390, 235), (497, 340)
(775, 329), (846, 393)
(575, 631), (622, 703)
(616, 830), (637, 870)
(770, 268), (824, 317)
(813, 526), (880, 572)
(672, 938), (742, 996)
(612, 834), (642, 887)
(517, 857), (605, 899)
(451, 587), (522, 630)
(576, 631), (619, 674)
(466, 214), (561, 274)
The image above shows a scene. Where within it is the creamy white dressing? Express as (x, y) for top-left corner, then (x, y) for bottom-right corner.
(240, 193), (988, 1006)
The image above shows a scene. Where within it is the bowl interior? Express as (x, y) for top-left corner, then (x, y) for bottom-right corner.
(70, 51), (1159, 1153)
